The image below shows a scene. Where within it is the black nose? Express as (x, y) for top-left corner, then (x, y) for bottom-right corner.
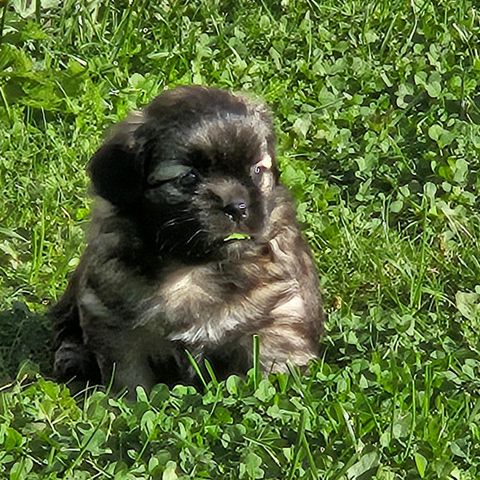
(224, 200), (248, 222)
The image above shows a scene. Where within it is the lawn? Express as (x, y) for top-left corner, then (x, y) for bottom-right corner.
(0, 0), (479, 478)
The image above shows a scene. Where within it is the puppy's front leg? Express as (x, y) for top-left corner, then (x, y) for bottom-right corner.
(96, 351), (157, 399)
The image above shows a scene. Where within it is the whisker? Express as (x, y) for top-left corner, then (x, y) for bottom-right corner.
(186, 228), (206, 246)
(157, 216), (197, 232)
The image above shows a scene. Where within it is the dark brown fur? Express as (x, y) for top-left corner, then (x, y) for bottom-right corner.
(51, 86), (324, 395)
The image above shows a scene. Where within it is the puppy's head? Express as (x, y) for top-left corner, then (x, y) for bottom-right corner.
(89, 86), (279, 258)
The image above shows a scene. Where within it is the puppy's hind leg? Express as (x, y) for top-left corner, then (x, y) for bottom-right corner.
(50, 269), (101, 385)
(53, 340), (100, 384)
(255, 324), (319, 375)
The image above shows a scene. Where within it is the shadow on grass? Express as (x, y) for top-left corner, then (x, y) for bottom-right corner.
(0, 302), (54, 384)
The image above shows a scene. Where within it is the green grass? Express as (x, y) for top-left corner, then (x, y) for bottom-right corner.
(1, 0), (480, 478)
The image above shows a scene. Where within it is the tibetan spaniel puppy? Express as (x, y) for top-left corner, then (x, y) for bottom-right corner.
(51, 86), (324, 395)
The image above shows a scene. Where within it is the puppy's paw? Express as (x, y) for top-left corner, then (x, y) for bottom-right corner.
(54, 341), (99, 383)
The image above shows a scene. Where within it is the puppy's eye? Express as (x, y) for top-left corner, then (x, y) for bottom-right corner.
(178, 168), (200, 187)
(252, 164), (268, 178)
(252, 154), (272, 178)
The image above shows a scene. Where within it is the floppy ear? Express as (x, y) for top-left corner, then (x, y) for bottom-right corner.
(88, 111), (146, 207)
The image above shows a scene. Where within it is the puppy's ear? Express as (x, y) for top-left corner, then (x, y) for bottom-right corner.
(88, 111), (146, 207)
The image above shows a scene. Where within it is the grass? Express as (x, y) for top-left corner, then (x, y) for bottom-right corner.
(1, 0), (480, 478)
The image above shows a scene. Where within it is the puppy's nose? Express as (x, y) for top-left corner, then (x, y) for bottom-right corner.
(224, 200), (248, 222)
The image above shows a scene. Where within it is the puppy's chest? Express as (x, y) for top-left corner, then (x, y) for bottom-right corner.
(159, 265), (221, 319)
(139, 264), (247, 345)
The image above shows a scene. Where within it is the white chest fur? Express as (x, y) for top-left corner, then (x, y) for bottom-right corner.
(135, 263), (245, 347)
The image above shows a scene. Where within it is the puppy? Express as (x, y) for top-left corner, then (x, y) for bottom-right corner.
(51, 86), (324, 394)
